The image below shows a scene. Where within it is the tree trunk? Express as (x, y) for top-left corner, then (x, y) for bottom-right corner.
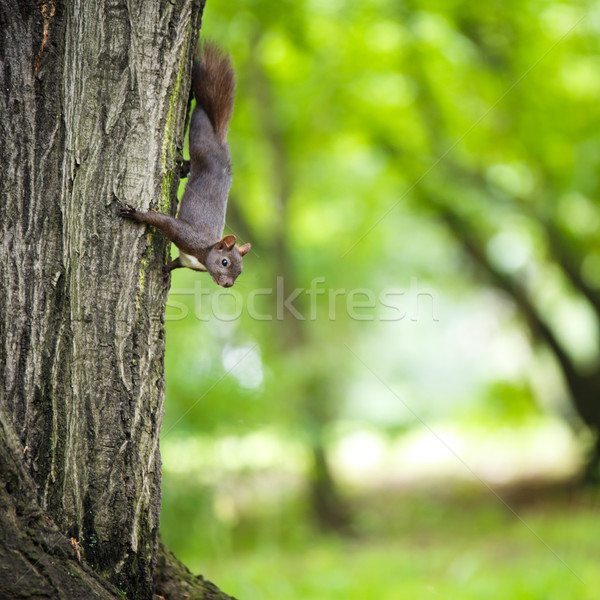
(0, 1), (233, 597)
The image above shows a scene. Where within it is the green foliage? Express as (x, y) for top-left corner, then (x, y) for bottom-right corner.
(161, 0), (600, 593)
(165, 0), (600, 439)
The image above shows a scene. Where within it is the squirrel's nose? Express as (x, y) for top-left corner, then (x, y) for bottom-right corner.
(223, 281), (233, 288)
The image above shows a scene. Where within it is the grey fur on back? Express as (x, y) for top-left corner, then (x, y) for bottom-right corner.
(177, 43), (236, 245)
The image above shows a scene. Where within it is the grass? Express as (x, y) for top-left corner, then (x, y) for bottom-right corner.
(164, 484), (600, 600)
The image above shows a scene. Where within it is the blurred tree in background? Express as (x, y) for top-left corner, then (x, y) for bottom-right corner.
(160, 0), (600, 596)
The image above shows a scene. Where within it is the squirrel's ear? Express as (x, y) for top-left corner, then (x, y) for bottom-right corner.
(238, 243), (251, 257)
(216, 234), (236, 250)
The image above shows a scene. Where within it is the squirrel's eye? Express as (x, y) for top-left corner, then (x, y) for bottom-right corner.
(221, 259), (229, 267)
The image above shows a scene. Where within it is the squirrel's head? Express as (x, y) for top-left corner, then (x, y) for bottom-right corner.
(205, 234), (251, 287)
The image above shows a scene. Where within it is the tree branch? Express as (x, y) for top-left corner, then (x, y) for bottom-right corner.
(428, 196), (581, 390)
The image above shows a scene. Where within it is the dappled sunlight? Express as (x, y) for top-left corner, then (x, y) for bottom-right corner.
(162, 431), (310, 476)
(332, 419), (582, 488)
(163, 420), (582, 497)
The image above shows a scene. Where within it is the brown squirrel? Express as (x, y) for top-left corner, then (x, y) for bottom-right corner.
(119, 43), (250, 288)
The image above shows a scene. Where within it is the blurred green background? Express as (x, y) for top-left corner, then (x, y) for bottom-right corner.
(160, 1), (600, 598)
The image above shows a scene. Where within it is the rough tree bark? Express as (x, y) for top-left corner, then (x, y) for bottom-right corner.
(0, 1), (234, 598)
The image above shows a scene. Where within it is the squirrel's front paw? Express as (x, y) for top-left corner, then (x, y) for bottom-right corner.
(118, 204), (138, 219)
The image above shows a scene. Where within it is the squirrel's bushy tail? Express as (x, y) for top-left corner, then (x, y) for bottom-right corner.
(192, 42), (235, 144)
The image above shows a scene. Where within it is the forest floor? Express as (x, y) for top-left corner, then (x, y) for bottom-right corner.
(176, 482), (600, 600)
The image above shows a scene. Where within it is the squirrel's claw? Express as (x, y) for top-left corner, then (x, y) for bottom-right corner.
(118, 204), (137, 218)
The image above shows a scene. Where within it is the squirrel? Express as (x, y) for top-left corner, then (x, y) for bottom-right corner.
(118, 43), (250, 288)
